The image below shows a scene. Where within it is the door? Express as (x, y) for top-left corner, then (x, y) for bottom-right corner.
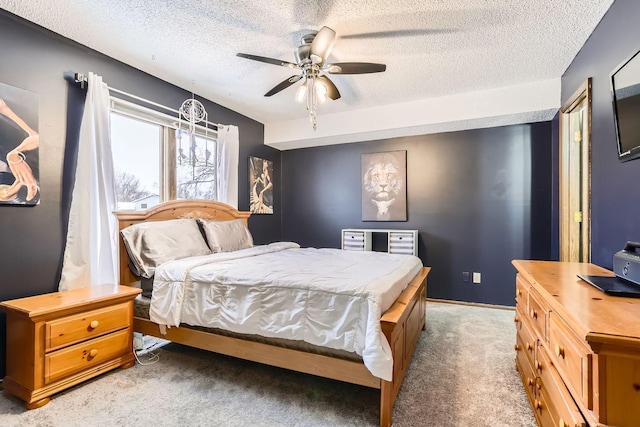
(560, 79), (591, 262)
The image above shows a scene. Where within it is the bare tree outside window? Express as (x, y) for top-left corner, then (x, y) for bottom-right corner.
(114, 171), (151, 202)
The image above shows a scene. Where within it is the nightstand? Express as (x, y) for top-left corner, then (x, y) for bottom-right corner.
(1, 284), (141, 409)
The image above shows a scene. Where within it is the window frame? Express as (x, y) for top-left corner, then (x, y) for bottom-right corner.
(110, 97), (218, 204)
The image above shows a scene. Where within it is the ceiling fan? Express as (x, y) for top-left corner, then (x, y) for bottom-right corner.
(237, 26), (386, 130)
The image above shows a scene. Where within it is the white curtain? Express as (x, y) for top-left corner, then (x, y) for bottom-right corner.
(216, 124), (239, 208)
(59, 72), (118, 291)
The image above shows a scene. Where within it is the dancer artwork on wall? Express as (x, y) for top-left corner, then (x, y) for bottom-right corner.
(0, 82), (39, 206)
(361, 150), (407, 221)
(249, 156), (273, 214)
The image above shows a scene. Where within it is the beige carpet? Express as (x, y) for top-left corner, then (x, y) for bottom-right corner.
(0, 302), (535, 426)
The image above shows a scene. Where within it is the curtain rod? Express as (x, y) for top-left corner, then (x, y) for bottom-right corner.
(73, 72), (219, 130)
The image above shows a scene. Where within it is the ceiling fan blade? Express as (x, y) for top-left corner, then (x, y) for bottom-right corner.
(326, 62), (387, 74)
(317, 76), (341, 100)
(237, 53), (298, 69)
(264, 75), (303, 97)
(310, 26), (336, 65)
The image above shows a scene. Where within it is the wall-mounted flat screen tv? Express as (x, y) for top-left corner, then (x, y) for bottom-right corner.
(611, 49), (640, 162)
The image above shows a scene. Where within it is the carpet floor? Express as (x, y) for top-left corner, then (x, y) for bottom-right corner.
(0, 301), (536, 426)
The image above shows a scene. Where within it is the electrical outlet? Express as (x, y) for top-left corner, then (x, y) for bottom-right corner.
(462, 272), (470, 283)
(473, 272), (481, 284)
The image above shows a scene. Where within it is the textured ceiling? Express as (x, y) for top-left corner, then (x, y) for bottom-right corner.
(0, 0), (614, 148)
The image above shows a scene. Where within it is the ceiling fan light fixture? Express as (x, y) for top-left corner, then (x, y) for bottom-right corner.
(295, 82), (307, 103)
(236, 25), (385, 131)
(314, 79), (328, 103)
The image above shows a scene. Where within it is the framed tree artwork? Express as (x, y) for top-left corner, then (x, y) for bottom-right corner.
(249, 156), (273, 214)
(0, 82), (39, 206)
(361, 150), (407, 221)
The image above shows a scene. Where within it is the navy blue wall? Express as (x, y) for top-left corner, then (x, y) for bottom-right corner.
(562, 0), (640, 268)
(0, 10), (280, 377)
(282, 122), (553, 306)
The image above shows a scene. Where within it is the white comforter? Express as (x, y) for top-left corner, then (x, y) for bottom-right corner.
(149, 242), (423, 381)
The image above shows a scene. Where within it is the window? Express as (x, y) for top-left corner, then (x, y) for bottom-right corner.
(110, 98), (217, 211)
(176, 132), (216, 200)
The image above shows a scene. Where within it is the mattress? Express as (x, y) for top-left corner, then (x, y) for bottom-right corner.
(134, 295), (362, 362)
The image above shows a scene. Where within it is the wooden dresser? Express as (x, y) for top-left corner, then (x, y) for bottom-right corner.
(513, 260), (640, 427)
(1, 284), (141, 409)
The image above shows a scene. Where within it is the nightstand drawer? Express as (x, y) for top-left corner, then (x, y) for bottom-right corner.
(45, 329), (130, 384)
(46, 302), (131, 350)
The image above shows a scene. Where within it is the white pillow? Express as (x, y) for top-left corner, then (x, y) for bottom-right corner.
(200, 219), (253, 253)
(121, 218), (211, 278)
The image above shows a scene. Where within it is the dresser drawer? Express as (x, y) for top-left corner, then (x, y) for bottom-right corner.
(46, 302), (131, 351)
(45, 329), (130, 384)
(388, 231), (415, 255)
(549, 312), (592, 408)
(527, 288), (548, 342)
(343, 231), (365, 251)
(515, 332), (537, 399)
(515, 306), (536, 367)
(531, 380), (555, 427)
(537, 349), (587, 427)
(515, 274), (528, 306)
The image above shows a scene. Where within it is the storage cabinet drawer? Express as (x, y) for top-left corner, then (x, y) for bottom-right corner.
(549, 312), (592, 408)
(45, 329), (130, 384)
(342, 231), (366, 251)
(388, 232), (415, 255)
(537, 349), (587, 427)
(46, 302), (131, 350)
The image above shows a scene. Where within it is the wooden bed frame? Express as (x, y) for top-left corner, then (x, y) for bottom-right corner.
(115, 200), (429, 427)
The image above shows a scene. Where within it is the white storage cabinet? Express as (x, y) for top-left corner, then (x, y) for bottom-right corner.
(341, 229), (418, 256)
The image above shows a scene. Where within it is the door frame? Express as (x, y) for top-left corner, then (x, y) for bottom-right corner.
(559, 78), (591, 262)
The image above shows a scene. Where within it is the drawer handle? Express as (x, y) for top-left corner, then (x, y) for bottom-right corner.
(513, 316), (520, 323)
(517, 289), (522, 297)
(527, 377), (534, 387)
(536, 361), (543, 372)
(534, 399), (543, 411)
(89, 349), (98, 358)
(555, 344), (565, 359)
(530, 308), (537, 319)
(559, 418), (568, 427)
(514, 344), (521, 352)
(89, 320), (99, 329)
(526, 342), (534, 352)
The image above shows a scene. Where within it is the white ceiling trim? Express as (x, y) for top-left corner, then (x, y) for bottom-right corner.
(265, 78), (560, 150)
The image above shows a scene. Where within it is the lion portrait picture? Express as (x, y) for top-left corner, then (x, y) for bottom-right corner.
(361, 150), (407, 221)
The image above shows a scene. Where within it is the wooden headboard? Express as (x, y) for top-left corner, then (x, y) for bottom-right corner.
(115, 200), (251, 287)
